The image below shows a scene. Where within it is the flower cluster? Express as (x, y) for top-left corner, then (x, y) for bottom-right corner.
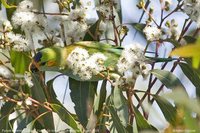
(143, 25), (162, 41)
(4, 0), (49, 50)
(12, 0), (47, 31)
(183, 0), (200, 27)
(58, 8), (89, 44)
(5, 32), (30, 51)
(66, 47), (107, 80)
(116, 44), (149, 87)
(165, 19), (179, 40)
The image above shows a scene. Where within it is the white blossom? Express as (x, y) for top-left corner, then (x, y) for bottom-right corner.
(54, 8), (89, 44)
(88, 53), (107, 74)
(24, 72), (33, 87)
(12, 12), (47, 32)
(6, 32), (30, 51)
(96, 5), (111, 19)
(183, 0), (200, 27)
(11, 0), (47, 32)
(67, 8), (86, 22)
(143, 26), (162, 41)
(12, 12), (37, 30)
(17, 101), (23, 106)
(64, 21), (88, 44)
(117, 43), (149, 79)
(25, 97), (32, 105)
(3, 20), (13, 31)
(66, 47), (107, 80)
(0, 65), (13, 79)
(17, 0), (34, 12)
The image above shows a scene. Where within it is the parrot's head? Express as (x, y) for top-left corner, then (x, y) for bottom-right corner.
(30, 47), (63, 72)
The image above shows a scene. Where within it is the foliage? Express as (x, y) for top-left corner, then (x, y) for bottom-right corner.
(0, 0), (200, 132)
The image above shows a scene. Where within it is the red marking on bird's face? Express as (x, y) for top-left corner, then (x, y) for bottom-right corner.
(47, 61), (56, 67)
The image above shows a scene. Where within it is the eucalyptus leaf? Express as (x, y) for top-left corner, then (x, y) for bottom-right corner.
(10, 51), (31, 74)
(0, 116), (12, 131)
(0, 98), (15, 131)
(151, 69), (186, 90)
(94, 80), (107, 116)
(1, 0), (17, 8)
(153, 95), (176, 125)
(50, 104), (81, 132)
(133, 106), (158, 131)
(170, 38), (200, 68)
(69, 78), (98, 128)
(184, 109), (200, 132)
(163, 89), (200, 116)
(16, 116), (32, 132)
(86, 80), (107, 131)
(179, 63), (200, 97)
(112, 85), (128, 127)
(183, 36), (196, 43)
(31, 74), (55, 131)
(131, 23), (146, 35)
(165, 38), (181, 47)
(108, 105), (127, 133)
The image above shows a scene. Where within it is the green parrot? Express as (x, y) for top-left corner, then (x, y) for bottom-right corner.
(30, 41), (123, 81)
(30, 41), (175, 81)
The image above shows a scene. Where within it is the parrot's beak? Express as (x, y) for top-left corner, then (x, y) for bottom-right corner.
(29, 61), (39, 72)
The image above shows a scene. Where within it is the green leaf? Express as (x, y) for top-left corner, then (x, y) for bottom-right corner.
(69, 78), (98, 128)
(183, 109), (200, 132)
(131, 23), (146, 35)
(133, 106), (158, 131)
(183, 36), (196, 44)
(108, 105), (127, 133)
(97, 96), (110, 133)
(0, 96), (15, 131)
(16, 116), (32, 132)
(46, 78), (78, 117)
(112, 85), (129, 127)
(46, 79), (61, 104)
(1, 0), (17, 8)
(93, 80), (107, 116)
(171, 44), (200, 57)
(31, 74), (55, 131)
(0, 116), (12, 131)
(10, 51), (31, 74)
(151, 69), (186, 90)
(179, 63), (200, 97)
(147, 56), (177, 63)
(170, 38), (200, 68)
(153, 95), (176, 125)
(163, 89), (200, 116)
(165, 38), (181, 47)
(50, 104), (81, 132)
(115, 1), (122, 23)
(83, 20), (100, 41)
(86, 80), (107, 131)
